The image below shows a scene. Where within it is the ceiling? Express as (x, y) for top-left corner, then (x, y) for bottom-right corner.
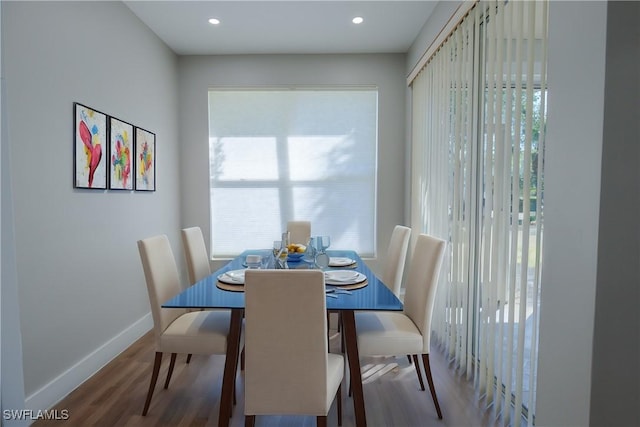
(124, 1), (438, 56)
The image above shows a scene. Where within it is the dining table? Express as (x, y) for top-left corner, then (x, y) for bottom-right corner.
(162, 249), (403, 427)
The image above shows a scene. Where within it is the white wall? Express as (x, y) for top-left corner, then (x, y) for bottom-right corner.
(536, 2), (607, 426)
(3, 0), (180, 411)
(589, 1), (640, 425)
(177, 54), (407, 274)
(406, 0), (462, 74)
(1, 2), (30, 424)
(1, 69), (29, 425)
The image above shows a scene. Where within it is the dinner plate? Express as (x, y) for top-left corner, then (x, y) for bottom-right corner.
(217, 269), (246, 285)
(328, 257), (356, 267)
(324, 270), (366, 286)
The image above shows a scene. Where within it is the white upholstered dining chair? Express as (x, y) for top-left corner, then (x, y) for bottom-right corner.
(355, 233), (446, 419)
(137, 234), (235, 417)
(243, 270), (343, 427)
(382, 225), (412, 297)
(181, 226), (211, 286)
(181, 226), (224, 364)
(287, 220), (311, 245)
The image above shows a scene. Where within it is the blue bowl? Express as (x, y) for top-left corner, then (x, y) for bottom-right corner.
(287, 252), (305, 261)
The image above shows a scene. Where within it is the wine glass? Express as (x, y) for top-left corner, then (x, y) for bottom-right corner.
(313, 235), (331, 269)
(272, 240), (282, 257)
(320, 235), (331, 252)
(304, 237), (317, 263)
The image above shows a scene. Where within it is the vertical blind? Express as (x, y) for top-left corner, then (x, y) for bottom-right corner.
(410, 1), (548, 425)
(208, 88), (378, 257)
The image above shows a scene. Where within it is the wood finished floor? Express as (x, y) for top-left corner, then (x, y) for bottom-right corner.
(33, 329), (502, 427)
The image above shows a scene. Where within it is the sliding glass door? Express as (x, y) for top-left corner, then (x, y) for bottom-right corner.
(410, 1), (548, 425)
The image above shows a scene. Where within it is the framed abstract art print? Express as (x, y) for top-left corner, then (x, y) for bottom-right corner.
(74, 103), (107, 189)
(134, 127), (156, 191)
(108, 117), (134, 190)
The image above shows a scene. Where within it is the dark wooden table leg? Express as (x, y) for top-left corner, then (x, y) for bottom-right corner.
(341, 310), (367, 427)
(218, 308), (244, 427)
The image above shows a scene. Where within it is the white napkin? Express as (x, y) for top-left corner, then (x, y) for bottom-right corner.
(219, 270), (245, 284)
(329, 257), (356, 267)
(325, 271), (359, 282)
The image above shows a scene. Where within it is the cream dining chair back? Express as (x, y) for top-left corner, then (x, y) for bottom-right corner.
(382, 225), (411, 297)
(137, 234), (233, 416)
(181, 226), (221, 364)
(355, 233), (446, 419)
(243, 270), (343, 426)
(287, 220), (311, 245)
(181, 226), (211, 286)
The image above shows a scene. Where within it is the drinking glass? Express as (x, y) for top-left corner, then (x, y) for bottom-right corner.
(260, 250), (272, 269)
(245, 254), (262, 269)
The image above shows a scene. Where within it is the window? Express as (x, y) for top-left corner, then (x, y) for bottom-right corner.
(208, 88), (378, 258)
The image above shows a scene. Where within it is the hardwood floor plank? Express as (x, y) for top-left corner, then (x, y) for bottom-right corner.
(33, 331), (501, 427)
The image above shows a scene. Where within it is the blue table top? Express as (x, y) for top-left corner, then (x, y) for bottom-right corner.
(163, 250), (403, 312)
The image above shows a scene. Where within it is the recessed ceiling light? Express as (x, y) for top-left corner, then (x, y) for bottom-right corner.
(208, 18), (221, 25)
(352, 16), (364, 24)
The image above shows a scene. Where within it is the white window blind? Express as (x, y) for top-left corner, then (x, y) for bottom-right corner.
(410, 0), (548, 425)
(208, 88), (378, 258)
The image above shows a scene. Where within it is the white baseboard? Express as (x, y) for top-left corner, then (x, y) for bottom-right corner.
(24, 313), (152, 414)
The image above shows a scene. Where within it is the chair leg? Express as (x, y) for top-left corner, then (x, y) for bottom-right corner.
(316, 415), (327, 427)
(142, 352), (162, 416)
(407, 354), (412, 364)
(186, 354), (192, 364)
(337, 384), (343, 426)
(164, 353), (177, 389)
(244, 415), (256, 427)
(327, 312), (334, 351)
(232, 343), (243, 412)
(339, 313), (345, 353)
(412, 354), (425, 391)
(422, 353), (443, 419)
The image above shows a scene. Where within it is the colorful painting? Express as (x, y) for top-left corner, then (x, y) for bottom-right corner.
(109, 117), (133, 190)
(135, 127), (155, 191)
(74, 103), (107, 189)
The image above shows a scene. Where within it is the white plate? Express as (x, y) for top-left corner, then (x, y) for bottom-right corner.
(324, 270), (366, 285)
(217, 269), (246, 285)
(328, 257), (356, 267)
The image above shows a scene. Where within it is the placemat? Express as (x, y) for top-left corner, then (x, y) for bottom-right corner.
(216, 281), (245, 292)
